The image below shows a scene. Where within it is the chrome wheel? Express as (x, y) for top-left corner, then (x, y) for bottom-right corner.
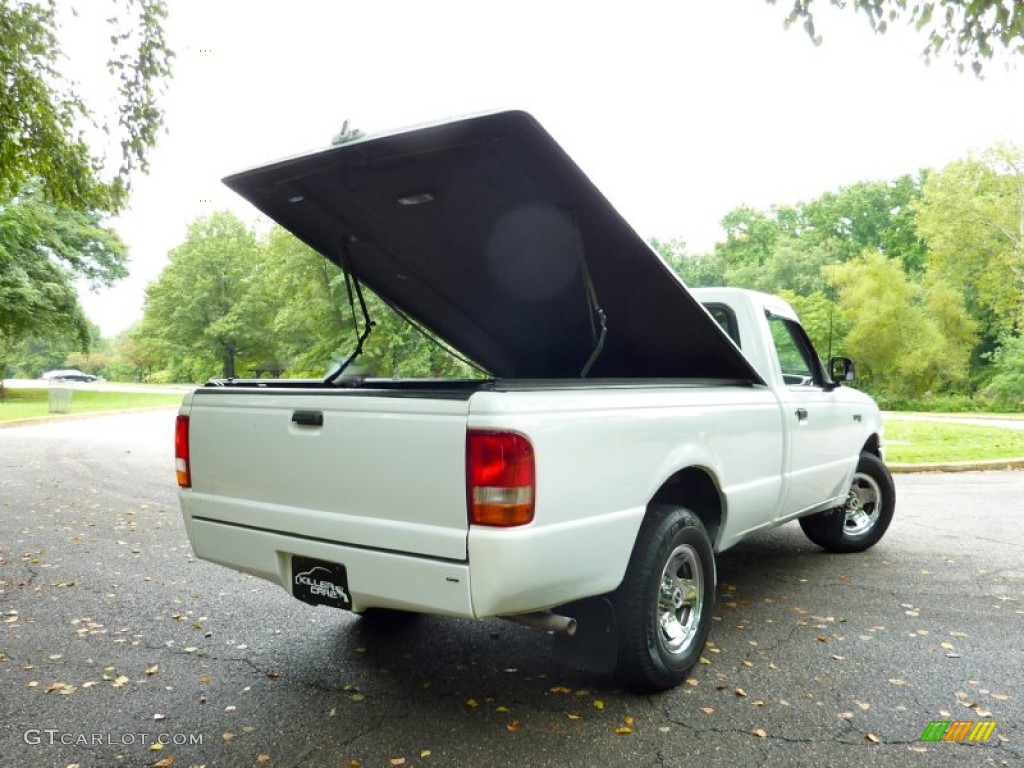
(799, 453), (896, 553)
(843, 471), (882, 537)
(614, 506), (715, 691)
(657, 543), (703, 656)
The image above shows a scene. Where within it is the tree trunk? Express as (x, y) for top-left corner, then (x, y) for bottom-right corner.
(223, 346), (236, 379)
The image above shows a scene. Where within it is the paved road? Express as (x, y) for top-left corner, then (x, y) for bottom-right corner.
(1, 410), (1021, 768)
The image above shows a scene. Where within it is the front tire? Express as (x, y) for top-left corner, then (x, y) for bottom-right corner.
(799, 452), (895, 553)
(612, 505), (715, 692)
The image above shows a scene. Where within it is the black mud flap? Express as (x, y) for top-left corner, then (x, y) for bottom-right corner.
(552, 597), (618, 674)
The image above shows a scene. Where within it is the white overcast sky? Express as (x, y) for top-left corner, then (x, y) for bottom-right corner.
(72, 1), (1024, 336)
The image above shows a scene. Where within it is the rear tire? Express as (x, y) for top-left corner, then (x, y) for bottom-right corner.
(799, 452), (895, 553)
(612, 505), (715, 693)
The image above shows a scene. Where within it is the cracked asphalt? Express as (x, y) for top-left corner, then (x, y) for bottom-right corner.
(1, 409), (1021, 768)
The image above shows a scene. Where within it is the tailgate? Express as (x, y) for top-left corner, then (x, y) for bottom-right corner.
(184, 389), (471, 561)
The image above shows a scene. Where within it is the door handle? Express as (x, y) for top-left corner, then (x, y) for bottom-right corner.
(292, 410), (324, 427)
(795, 408), (808, 421)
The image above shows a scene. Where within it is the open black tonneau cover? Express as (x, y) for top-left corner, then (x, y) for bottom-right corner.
(223, 110), (762, 383)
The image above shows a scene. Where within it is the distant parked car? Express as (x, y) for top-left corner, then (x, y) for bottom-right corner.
(42, 369), (98, 382)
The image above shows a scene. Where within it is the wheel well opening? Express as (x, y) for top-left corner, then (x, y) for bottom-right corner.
(650, 467), (723, 547)
(863, 433), (881, 457)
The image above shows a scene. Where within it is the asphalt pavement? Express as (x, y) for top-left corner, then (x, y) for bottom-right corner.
(1, 410), (1020, 768)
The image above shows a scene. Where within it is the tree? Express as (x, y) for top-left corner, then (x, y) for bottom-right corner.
(652, 238), (729, 288)
(715, 206), (782, 270)
(110, 323), (165, 381)
(0, 186), (126, 388)
(256, 225), (481, 378)
(0, 0), (172, 212)
(983, 332), (1024, 407)
(726, 238), (835, 296)
(831, 251), (975, 398)
(914, 145), (1024, 337)
(780, 289), (850, 358)
(256, 225), (353, 375)
(713, 177), (927, 287)
(795, 176), (928, 272)
(140, 212), (271, 381)
(772, 0), (1024, 74)
(1, 331), (80, 379)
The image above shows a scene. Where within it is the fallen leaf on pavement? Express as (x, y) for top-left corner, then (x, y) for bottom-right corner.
(751, 728), (767, 738)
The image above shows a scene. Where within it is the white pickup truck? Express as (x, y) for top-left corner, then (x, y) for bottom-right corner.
(175, 111), (894, 692)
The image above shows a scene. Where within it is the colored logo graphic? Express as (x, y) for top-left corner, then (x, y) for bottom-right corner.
(920, 720), (996, 742)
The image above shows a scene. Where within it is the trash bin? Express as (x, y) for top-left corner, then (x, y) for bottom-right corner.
(48, 385), (73, 414)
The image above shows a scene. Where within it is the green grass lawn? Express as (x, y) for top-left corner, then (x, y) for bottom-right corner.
(884, 419), (1024, 463)
(0, 387), (182, 423)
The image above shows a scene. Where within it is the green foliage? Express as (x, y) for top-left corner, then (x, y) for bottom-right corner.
(778, 289), (848, 358)
(255, 226), (352, 374)
(772, 0), (1024, 74)
(982, 333), (1024, 409)
(915, 145), (1024, 337)
(713, 177), (926, 282)
(652, 238), (727, 288)
(140, 212), (272, 380)
(794, 176), (928, 272)
(0, 0), (173, 212)
(727, 238), (835, 296)
(831, 251), (976, 397)
(0, 187), (126, 378)
(2, 333), (78, 378)
(137, 217), (481, 384)
(717, 206), (781, 267)
(0, 1), (167, 387)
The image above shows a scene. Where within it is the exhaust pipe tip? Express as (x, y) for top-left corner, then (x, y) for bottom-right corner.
(500, 611), (578, 636)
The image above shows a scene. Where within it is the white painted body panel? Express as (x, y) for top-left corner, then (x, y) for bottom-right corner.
(178, 290), (885, 619)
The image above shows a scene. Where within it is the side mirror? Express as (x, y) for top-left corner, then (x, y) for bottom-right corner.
(829, 357), (855, 383)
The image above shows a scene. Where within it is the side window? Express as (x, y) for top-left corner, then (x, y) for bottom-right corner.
(703, 303), (741, 347)
(767, 314), (818, 386)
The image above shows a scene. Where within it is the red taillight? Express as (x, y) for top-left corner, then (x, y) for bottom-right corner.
(467, 430), (535, 527)
(175, 414), (191, 488)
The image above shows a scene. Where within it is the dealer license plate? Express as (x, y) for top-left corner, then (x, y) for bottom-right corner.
(291, 555), (352, 610)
